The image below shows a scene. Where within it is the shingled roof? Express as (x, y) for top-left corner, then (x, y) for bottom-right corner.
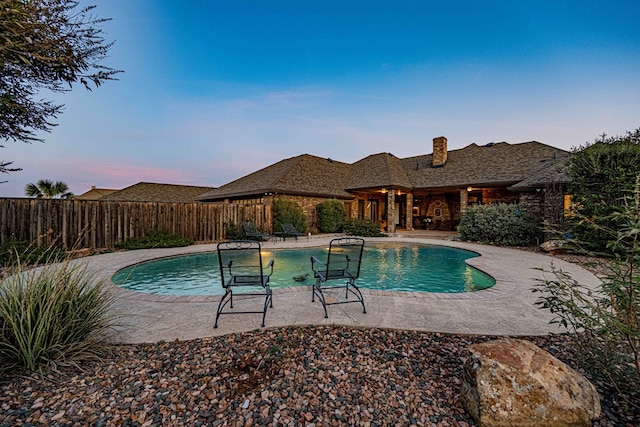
(197, 154), (353, 201)
(508, 157), (570, 191)
(198, 140), (570, 201)
(74, 186), (119, 200)
(346, 152), (413, 191)
(101, 182), (215, 203)
(402, 141), (569, 190)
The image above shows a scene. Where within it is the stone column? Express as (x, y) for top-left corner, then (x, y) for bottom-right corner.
(406, 192), (414, 230)
(386, 189), (396, 233)
(460, 189), (469, 213)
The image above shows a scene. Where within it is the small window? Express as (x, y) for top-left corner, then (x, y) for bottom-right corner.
(563, 194), (574, 218)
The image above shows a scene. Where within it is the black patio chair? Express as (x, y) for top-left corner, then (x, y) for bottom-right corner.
(278, 222), (305, 241)
(310, 237), (366, 318)
(242, 220), (269, 241)
(215, 240), (274, 328)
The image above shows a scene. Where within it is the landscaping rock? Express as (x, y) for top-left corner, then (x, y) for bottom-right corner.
(540, 239), (568, 254)
(460, 338), (601, 427)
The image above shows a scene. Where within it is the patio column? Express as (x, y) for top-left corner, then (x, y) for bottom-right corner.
(386, 189), (396, 233)
(460, 189), (469, 213)
(406, 192), (414, 230)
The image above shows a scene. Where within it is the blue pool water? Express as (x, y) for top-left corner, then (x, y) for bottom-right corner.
(112, 243), (495, 295)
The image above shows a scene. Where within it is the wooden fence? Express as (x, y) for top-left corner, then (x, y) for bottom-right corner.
(0, 198), (271, 249)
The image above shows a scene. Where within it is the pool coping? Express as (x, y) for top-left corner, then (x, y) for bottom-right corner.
(78, 235), (602, 343)
(106, 237), (509, 303)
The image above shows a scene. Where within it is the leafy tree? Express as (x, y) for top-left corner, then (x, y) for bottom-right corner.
(534, 176), (640, 406)
(25, 179), (72, 198)
(316, 199), (346, 233)
(567, 128), (640, 254)
(1, 0), (121, 174)
(273, 198), (306, 233)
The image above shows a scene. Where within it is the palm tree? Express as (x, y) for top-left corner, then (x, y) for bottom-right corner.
(25, 179), (73, 199)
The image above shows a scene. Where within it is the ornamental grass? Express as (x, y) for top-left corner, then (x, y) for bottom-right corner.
(0, 258), (118, 373)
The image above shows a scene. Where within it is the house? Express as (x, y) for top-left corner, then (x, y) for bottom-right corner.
(73, 185), (119, 200)
(198, 137), (570, 233)
(101, 182), (215, 203)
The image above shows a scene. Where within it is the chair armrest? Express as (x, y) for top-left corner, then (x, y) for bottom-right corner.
(265, 259), (274, 276)
(310, 256), (327, 278)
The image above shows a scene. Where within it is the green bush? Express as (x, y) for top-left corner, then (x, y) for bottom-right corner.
(533, 176), (640, 404)
(0, 260), (118, 372)
(342, 219), (385, 237)
(224, 222), (244, 240)
(273, 198), (307, 233)
(459, 203), (537, 246)
(567, 128), (640, 254)
(0, 241), (63, 267)
(115, 230), (193, 250)
(316, 199), (346, 233)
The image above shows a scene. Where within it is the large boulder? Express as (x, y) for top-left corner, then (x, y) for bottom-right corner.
(460, 339), (601, 427)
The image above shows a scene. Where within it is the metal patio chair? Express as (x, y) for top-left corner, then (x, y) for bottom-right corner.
(310, 237), (366, 318)
(215, 240), (274, 328)
(242, 220), (269, 241)
(277, 222), (305, 242)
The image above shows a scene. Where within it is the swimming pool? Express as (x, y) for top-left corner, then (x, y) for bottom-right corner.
(112, 243), (495, 295)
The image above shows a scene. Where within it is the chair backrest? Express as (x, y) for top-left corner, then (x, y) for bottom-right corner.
(217, 240), (266, 286)
(242, 220), (260, 235)
(282, 223), (300, 234)
(325, 237), (365, 279)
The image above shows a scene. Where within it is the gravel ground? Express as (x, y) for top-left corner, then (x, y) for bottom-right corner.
(1, 326), (638, 426)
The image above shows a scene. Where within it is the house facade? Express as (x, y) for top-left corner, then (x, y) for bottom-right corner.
(198, 137), (570, 233)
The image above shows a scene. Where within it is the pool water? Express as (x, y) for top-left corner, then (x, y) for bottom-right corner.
(112, 243), (495, 296)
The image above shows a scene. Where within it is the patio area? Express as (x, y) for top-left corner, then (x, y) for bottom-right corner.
(84, 234), (602, 344)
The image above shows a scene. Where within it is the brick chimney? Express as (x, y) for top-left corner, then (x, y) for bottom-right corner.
(432, 136), (448, 167)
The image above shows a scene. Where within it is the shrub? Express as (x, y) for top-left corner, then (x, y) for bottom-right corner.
(115, 230), (192, 250)
(342, 219), (385, 237)
(533, 176), (640, 405)
(0, 260), (118, 372)
(567, 128), (640, 254)
(224, 222), (244, 240)
(273, 198), (306, 233)
(0, 241), (63, 267)
(316, 199), (346, 233)
(459, 203), (537, 246)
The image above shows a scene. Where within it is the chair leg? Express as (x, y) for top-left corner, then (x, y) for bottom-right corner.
(313, 281), (329, 318)
(348, 280), (366, 314)
(214, 289), (232, 328)
(261, 291), (272, 327)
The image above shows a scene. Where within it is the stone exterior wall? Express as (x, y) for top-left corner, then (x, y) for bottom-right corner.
(518, 192), (543, 223)
(482, 188), (519, 205)
(272, 195), (354, 233)
(518, 185), (567, 240)
(542, 184), (567, 232)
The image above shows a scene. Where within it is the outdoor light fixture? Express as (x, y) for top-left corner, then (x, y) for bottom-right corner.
(467, 187), (473, 192)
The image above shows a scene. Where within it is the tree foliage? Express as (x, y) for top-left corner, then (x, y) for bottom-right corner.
(0, 0), (121, 173)
(24, 179), (72, 198)
(316, 199), (346, 233)
(567, 128), (640, 254)
(459, 203), (537, 246)
(273, 198), (306, 233)
(534, 176), (640, 405)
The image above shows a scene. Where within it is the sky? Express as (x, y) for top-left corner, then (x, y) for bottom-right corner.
(2, 0), (640, 197)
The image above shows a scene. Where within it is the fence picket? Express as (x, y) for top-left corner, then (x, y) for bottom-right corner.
(0, 199), (269, 249)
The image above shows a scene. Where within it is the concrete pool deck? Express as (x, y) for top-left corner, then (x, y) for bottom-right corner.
(84, 234), (602, 344)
